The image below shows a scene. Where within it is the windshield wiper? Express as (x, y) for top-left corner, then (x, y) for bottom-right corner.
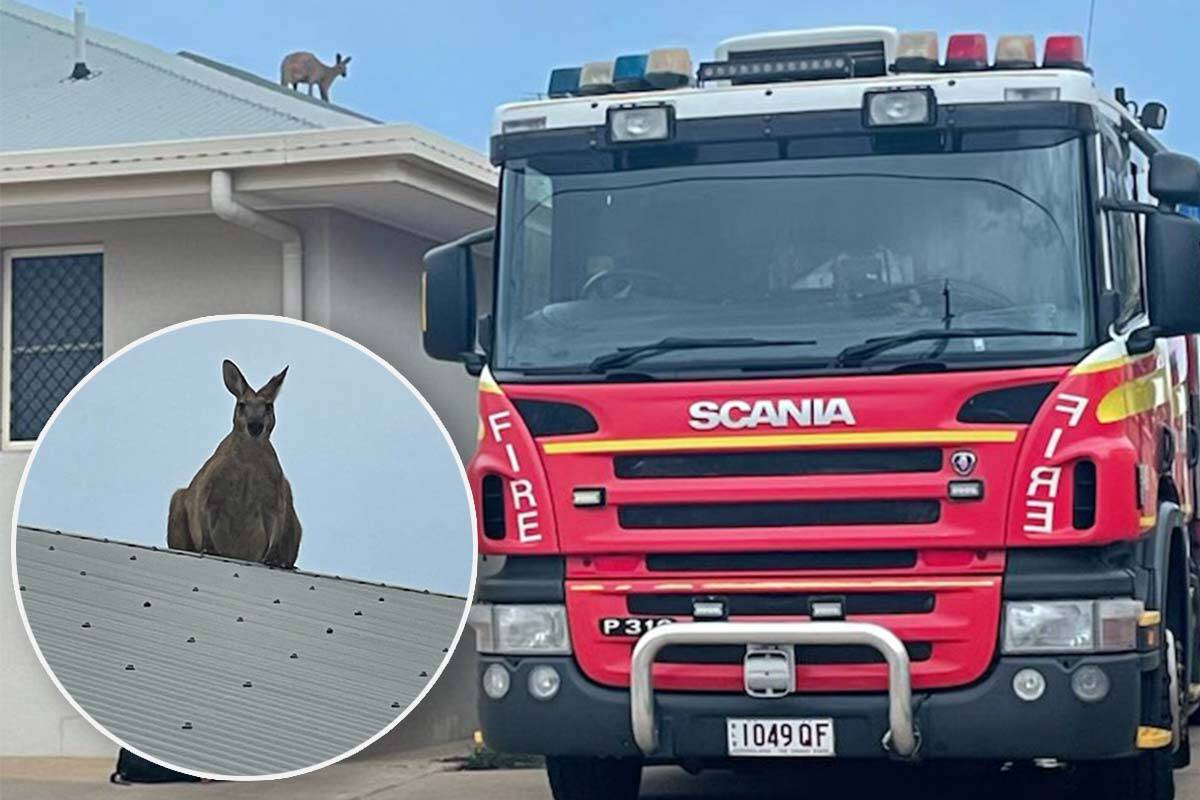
(834, 327), (1076, 368)
(589, 336), (816, 372)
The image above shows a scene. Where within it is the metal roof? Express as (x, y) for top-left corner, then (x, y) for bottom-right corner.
(14, 526), (466, 778)
(0, 0), (376, 153)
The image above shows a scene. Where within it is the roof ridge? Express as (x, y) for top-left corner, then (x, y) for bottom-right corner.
(0, 0), (373, 130)
(18, 525), (467, 600)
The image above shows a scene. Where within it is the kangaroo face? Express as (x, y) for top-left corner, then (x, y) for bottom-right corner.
(223, 360), (288, 442)
(335, 53), (351, 77)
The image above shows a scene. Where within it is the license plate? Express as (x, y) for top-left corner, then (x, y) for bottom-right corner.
(726, 718), (835, 757)
(598, 617), (674, 637)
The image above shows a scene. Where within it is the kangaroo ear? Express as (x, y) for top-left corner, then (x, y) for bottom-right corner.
(336, 52), (343, 63)
(258, 366), (288, 402)
(342, 55), (351, 64)
(223, 359), (250, 398)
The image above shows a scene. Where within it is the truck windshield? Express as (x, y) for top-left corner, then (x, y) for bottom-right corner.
(494, 135), (1091, 376)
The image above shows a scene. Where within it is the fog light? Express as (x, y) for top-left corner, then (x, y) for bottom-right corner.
(482, 663), (510, 700)
(608, 106), (672, 143)
(1071, 665), (1110, 703)
(1012, 668), (1046, 701)
(864, 88), (935, 127)
(528, 665), (561, 701)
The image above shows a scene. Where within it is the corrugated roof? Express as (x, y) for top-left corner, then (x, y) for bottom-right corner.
(0, 0), (376, 152)
(14, 526), (466, 778)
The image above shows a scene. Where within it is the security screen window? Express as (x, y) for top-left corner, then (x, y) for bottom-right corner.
(494, 129), (1092, 376)
(4, 247), (103, 445)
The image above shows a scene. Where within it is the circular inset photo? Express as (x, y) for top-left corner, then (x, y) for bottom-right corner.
(11, 315), (475, 780)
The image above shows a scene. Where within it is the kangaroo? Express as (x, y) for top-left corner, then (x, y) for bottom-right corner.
(279, 51), (350, 102)
(167, 360), (302, 569)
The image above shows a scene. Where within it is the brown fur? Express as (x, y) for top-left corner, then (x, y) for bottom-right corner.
(167, 360), (302, 568)
(279, 51), (350, 102)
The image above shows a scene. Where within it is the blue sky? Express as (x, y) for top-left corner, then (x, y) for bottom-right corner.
(17, 318), (474, 596)
(21, 0), (1200, 153)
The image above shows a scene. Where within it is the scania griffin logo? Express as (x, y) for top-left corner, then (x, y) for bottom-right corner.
(689, 398), (856, 431)
(951, 450), (978, 476)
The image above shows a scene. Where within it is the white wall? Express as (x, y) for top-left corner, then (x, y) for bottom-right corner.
(0, 208), (485, 758)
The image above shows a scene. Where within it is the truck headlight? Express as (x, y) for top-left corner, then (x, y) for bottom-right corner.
(1003, 599), (1143, 654)
(468, 604), (572, 655)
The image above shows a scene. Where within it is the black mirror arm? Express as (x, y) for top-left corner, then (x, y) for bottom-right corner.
(1097, 197), (1161, 215)
(461, 352), (486, 376)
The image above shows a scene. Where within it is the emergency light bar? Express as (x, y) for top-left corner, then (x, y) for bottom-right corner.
(540, 29), (1090, 100)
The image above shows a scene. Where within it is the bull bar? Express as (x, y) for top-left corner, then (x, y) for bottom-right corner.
(629, 620), (918, 757)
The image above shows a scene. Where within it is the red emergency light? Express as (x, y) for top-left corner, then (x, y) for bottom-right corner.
(1043, 34), (1086, 70)
(945, 33), (989, 70)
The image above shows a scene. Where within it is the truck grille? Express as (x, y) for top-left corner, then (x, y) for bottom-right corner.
(658, 642), (934, 665)
(628, 591), (934, 616)
(619, 499), (940, 529)
(615, 447), (941, 479)
(645, 550), (918, 571)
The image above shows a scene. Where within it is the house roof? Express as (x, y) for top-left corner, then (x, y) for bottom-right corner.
(14, 526), (467, 778)
(0, 0), (376, 153)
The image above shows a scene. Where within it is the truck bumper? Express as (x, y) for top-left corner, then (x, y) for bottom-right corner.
(478, 652), (1152, 763)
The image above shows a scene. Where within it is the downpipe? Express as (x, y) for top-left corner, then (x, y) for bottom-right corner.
(210, 170), (303, 319)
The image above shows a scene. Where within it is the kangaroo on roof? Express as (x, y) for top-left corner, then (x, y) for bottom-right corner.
(280, 51), (350, 102)
(167, 360), (302, 568)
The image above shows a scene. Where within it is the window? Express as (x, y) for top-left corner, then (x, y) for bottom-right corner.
(3, 246), (103, 448)
(1100, 124), (1144, 325)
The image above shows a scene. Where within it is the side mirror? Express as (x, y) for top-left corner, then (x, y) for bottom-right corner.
(1140, 102), (1167, 131)
(421, 228), (492, 369)
(1145, 210), (1200, 336)
(1150, 152), (1200, 206)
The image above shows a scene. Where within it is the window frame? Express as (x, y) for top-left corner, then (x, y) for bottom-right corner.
(2, 244), (105, 451)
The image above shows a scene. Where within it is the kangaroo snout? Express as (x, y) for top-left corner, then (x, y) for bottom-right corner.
(248, 421), (265, 438)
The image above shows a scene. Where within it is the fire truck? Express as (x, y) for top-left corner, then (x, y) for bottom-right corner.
(421, 26), (1200, 799)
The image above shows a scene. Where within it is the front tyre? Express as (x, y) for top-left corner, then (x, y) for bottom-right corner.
(1082, 750), (1173, 800)
(546, 756), (642, 800)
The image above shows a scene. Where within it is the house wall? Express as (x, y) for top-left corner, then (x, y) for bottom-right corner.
(0, 208), (485, 759)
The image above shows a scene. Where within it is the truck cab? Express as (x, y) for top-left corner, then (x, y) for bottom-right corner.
(422, 26), (1200, 799)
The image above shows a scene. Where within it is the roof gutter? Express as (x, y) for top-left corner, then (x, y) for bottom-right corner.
(210, 170), (302, 319)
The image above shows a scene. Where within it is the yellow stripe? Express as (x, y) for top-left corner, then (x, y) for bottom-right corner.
(1070, 354), (1132, 375)
(1139, 610), (1162, 627)
(1069, 350), (1155, 376)
(1140, 514), (1158, 529)
(1096, 369), (1169, 424)
(1137, 726), (1173, 749)
(542, 428), (1018, 455)
(479, 377), (503, 395)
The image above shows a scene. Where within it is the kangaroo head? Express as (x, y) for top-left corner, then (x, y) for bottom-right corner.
(222, 359), (288, 441)
(334, 53), (351, 77)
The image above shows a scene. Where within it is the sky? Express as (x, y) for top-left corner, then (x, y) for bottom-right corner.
(17, 0), (1200, 154)
(17, 318), (474, 596)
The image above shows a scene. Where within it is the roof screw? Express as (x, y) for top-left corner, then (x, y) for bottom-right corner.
(233, 572), (239, 578)
(391, 701), (401, 708)
(236, 616), (244, 622)
(442, 647), (448, 653)
(289, 652), (299, 659)
(81, 622), (92, 628)
(79, 570), (87, 576)
(125, 664), (135, 671)
(181, 722), (193, 730)
(186, 636), (196, 643)
(242, 681), (253, 688)
(129, 555), (137, 561)
(325, 627), (333, 634)
(273, 598), (281, 604)
(378, 597), (385, 602)
(19, 585), (25, 591)
(309, 585), (316, 591)
(419, 671), (428, 677)
(48, 546), (54, 551)
(192, 587), (199, 592)
(143, 601), (151, 608)
(354, 610), (363, 616)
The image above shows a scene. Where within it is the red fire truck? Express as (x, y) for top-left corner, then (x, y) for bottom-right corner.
(421, 26), (1200, 799)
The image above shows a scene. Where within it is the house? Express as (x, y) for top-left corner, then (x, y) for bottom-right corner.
(0, 0), (496, 760)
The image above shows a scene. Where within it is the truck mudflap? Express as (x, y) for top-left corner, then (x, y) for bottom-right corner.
(629, 621), (916, 757)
